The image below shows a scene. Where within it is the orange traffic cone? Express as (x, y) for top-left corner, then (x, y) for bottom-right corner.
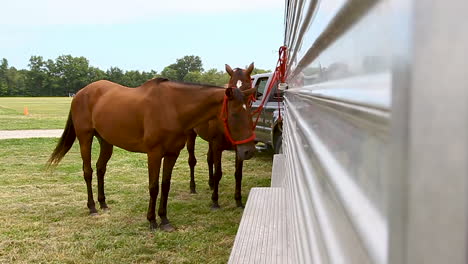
(23, 106), (29, 115)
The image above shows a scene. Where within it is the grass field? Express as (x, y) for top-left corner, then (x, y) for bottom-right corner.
(0, 137), (272, 263)
(0, 97), (72, 130)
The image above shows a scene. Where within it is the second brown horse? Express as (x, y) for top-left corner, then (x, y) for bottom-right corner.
(187, 63), (255, 209)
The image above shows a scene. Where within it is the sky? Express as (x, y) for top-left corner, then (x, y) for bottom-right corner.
(0, 0), (285, 73)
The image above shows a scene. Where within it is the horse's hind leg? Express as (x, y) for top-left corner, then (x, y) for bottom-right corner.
(77, 131), (97, 215)
(186, 130), (197, 194)
(96, 136), (113, 210)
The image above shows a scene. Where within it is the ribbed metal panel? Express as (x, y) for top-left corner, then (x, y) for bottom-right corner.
(283, 0), (394, 263)
(282, 0), (468, 263)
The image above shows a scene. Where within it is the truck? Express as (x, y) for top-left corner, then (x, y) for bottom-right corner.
(250, 72), (283, 154)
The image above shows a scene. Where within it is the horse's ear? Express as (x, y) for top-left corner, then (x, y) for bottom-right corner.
(225, 64), (234, 76)
(242, 88), (256, 97)
(225, 87), (234, 99)
(246, 62), (254, 75)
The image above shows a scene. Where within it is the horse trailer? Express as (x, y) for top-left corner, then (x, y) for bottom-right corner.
(229, 0), (468, 263)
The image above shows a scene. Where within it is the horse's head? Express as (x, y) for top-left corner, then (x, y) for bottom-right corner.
(222, 87), (257, 160)
(225, 63), (254, 91)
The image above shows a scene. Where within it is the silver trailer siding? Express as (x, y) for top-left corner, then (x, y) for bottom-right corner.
(282, 0), (468, 263)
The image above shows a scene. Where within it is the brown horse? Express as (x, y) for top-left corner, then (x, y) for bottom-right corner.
(47, 78), (256, 231)
(186, 63), (255, 209)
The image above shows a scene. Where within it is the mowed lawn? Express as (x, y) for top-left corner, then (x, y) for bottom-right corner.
(0, 97), (273, 263)
(0, 97), (72, 130)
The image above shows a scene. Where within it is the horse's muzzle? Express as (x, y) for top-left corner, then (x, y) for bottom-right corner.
(237, 143), (256, 160)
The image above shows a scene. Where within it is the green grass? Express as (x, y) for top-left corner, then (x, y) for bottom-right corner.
(0, 97), (72, 130)
(0, 137), (273, 263)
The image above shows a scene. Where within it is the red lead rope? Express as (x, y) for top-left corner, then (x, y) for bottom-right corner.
(251, 46), (288, 129)
(220, 95), (256, 145)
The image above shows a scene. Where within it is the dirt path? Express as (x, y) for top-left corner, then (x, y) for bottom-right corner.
(0, 129), (63, 140)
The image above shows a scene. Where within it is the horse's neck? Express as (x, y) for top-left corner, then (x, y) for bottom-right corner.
(172, 85), (225, 130)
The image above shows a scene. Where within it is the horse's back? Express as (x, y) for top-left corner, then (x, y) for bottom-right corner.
(75, 80), (128, 100)
(71, 80), (149, 150)
(72, 80), (130, 122)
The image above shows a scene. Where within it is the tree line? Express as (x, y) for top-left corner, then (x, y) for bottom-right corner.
(0, 55), (269, 97)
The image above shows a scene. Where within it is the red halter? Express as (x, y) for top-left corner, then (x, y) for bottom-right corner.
(220, 94), (256, 145)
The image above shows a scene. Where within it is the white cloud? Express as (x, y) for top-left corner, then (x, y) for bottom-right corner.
(1, 0), (284, 25)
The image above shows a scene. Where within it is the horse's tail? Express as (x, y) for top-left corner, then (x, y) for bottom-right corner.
(47, 110), (76, 167)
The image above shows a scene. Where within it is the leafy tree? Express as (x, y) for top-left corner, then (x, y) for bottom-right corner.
(162, 55), (203, 81)
(199, 68), (229, 86)
(54, 55), (90, 95)
(105, 67), (125, 85)
(44, 59), (61, 96)
(6, 67), (27, 96)
(0, 58), (9, 96)
(0, 54), (273, 96)
(183, 71), (202, 83)
(251, 68), (271, 75)
(88, 66), (106, 83)
(160, 67), (179, 81)
(127, 70), (158, 86)
(26, 56), (49, 96)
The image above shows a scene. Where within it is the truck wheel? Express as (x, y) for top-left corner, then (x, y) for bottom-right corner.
(274, 133), (283, 154)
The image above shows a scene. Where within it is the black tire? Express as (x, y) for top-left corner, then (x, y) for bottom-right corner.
(274, 133), (283, 154)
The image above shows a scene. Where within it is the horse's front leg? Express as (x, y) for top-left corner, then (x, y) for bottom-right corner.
(96, 137), (113, 211)
(147, 150), (163, 230)
(211, 146), (223, 209)
(186, 130), (197, 194)
(158, 151), (180, 232)
(234, 151), (244, 208)
(207, 142), (214, 190)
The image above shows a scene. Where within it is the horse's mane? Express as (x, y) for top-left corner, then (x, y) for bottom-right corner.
(153, 77), (169, 84)
(169, 80), (223, 89)
(140, 78), (231, 95)
(138, 78), (169, 88)
(146, 78), (224, 89)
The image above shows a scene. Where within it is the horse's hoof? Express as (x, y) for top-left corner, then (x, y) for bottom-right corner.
(102, 207), (110, 213)
(236, 202), (245, 209)
(211, 203), (221, 211)
(190, 189), (197, 194)
(149, 220), (158, 231)
(89, 208), (98, 216)
(159, 223), (175, 232)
